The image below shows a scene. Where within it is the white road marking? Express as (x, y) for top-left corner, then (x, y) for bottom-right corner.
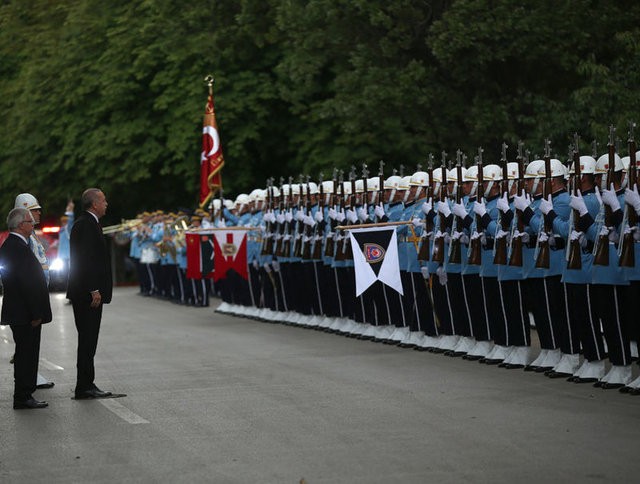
(99, 399), (149, 424)
(39, 358), (64, 370)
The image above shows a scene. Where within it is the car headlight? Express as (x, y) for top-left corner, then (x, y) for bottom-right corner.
(50, 258), (64, 271)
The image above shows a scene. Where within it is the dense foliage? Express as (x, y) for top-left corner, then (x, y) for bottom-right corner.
(1, 0), (639, 221)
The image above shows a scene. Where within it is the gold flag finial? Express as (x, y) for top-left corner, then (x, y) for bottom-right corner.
(204, 75), (214, 94)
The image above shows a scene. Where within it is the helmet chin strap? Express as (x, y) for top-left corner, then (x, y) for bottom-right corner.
(325, 193), (331, 205)
(471, 181), (478, 197)
(600, 174), (608, 191)
(434, 182), (441, 198)
(621, 173), (628, 189)
(486, 180), (495, 194)
(508, 179), (515, 192)
(389, 188), (397, 202)
(403, 189), (411, 203)
(532, 178), (541, 194)
(414, 186), (423, 200)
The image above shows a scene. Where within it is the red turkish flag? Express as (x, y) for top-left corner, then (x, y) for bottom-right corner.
(212, 230), (248, 282)
(199, 87), (224, 206)
(186, 232), (215, 279)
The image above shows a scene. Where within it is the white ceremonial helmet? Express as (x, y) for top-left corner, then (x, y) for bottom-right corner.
(354, 179), (365, 193)
(506, 162), (519, 192)
(464, 165), (479, 196)
(291, 184), (301, 196)
(409, 171), (428, 200)
(367, 177), (380, 192)
(270, 186), (281, 198)
(212, 199), (222, 210)
(409, 171), (429, 186)
(399, 176), (411, 202)
(307, 182), (318, 195)
(15, 193), (41, 210)
(383, 175), (402, 202)
(569, 155), (597, 175)
(321, 180), (334, 205)
(223, 199), (235, 210)
(342, 181), (352, 196)
(595, 153), (624, 173)
(281, 184), (291, 197)
(483, 164), (502, 193)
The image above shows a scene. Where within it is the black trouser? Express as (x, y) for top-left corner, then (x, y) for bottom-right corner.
(498, 279), (530, 346)
(432, 273), (454, 336)
(447, 273), (471, 337)
(463, 273), (490, 341)
(10, 323), (41, 402)
(481, 276), (505, 345)
(410, 272), (437, 335)
(72, 299), (103, 393)
(521, 277), (559, 350)
(590, 284), (631, 366)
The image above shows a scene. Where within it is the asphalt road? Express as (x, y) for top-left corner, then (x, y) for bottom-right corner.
(0, 287), (638, 483)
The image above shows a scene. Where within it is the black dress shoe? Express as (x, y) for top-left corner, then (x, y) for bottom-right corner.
(484, 358), (503, 365)
(619, 386), (633, 394)
(75, 388), (113, 399)
(463, 354), (483, 361)
(524, 365), (539, 372)
(14, 398), (48, 409)
(503, 363), (525, 370)
(629, 387), (640, 396)
(546, 371), (572, 379)
(601, 382), (625, 390)
(574, 377), (598, 384)
(36, 382), (55, 389)
(534, 366), (552, 373)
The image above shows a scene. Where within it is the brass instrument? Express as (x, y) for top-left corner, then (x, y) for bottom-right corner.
(102, 219), (143, 234)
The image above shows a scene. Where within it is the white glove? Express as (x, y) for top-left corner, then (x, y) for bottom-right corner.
(473, 199), (487, 217)
(538, 231), (549, 243)
(314, 210), (324, 223)
(496, 229), (509, 239)
(437, 201), (451, 217)
(328, 207), (337, 220)
(452, 201), (467, 218)
(285, 211), (293, 223)
(496, 193), (510, 213)
(601, 183), (621, 211)
(595, 186), (603, 206)
(336, 210), (346, 223)
(625, 185), (640, 215)
(276, 213), (285, 224)
(295, 210), (305, 221)
(346, 209), (358, 224)
(513, 191), (530, 211)
(569, 190), (589, 217)
(218, 219), (226, 228)
(374, 204), (386, 219)
(303, 214), (315, 226)
(412, 217), (424, 228)
(421, 198), (433, 215)
(357, 207), (368, 222)
(539, 195), (553, 215)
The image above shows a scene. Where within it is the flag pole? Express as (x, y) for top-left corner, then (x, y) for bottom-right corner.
(336, 221), (412, 231)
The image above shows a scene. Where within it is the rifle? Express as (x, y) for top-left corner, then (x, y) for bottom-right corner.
(312, 173), (325, 260)
(594, 126), (617, 266)
(417, 155), (434, 261)
(362, 162), (369, 220)
(374, 160), (385, 220)
(281, 176), (294, 257)
(301, 175), (313, 260)
(468, 148), (484, 265)
(261, 177), (274, 256)
(494, 142), (510, 265)
(431, 152), (448, 263)
(566, 134), (583, 269)
(534, 139), (552, 269)
(619, 122), (637, 267)
(274, 177), (286, 257)
(448, 150), (464, 264)
(324, 169), (338, 258)
(508, 141), (526, 266)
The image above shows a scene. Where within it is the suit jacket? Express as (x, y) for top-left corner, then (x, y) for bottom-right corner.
(66, 211), (113, 304)
(0, 234), (52, 326)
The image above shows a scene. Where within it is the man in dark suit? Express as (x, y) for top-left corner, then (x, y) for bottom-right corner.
(67, 188), (114, 399)
(0, 208), (52, 409)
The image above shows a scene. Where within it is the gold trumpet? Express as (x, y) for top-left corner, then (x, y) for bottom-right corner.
(102, 219), (143, 234)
